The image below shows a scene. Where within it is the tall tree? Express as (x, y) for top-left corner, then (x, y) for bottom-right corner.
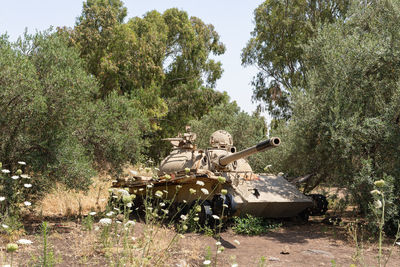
(69, 1), (228, 158)
(268, 0), (400, 230)
(242, 0), (349, 120)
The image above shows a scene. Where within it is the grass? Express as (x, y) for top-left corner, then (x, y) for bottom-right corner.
(232, 214), (282, 235)
(36, 175), (111, 217)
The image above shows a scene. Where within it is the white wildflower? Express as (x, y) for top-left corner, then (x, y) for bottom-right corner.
(1, 169), (10, 173)
(234, 239), (240, 245)
(126, 202), (132, 208)
(212, 215), (220, 220)
(196, 180), (205, 186)
(201, 188), (209, 195)
(155, 190), (163, 198)
(0, 196), (5, 201)
(94, 226), (100, 231)
(17, 239), (33, 245)
(203, 260), (211, 265)
(147, 184), (153, 188)
(2, 224), (9, 229)
(106, 211), (114, 217)
(18, 161), (26, 165)
(131, 236), (136, 241)
(117, 189), (129, 196)
(215, 241), (221, 246)
(374, 200), (383, 209)
(139, 188), (144, 191)
(370, 189), (381, 195)
(24, 201), (31, 206)
(89, 211), (97, 216)
(24, 184), (32, 188)
(116, 221), (122, 224)
(125, 220), (135, 227)
(113, 207), (120, 212)
(159, 202), (166, 207)
(99, 218), (112, 225)
(20, 174), (30, 179)
(180, 214), (188, 221)
(11, 175), (19, 180)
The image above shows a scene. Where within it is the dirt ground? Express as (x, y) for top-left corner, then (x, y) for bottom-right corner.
(1, 216), (400, 267)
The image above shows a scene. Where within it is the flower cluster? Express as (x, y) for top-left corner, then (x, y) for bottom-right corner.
(0, 161), (33, 221)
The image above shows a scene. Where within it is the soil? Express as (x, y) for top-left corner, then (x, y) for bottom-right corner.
(2, 216), (400, 267)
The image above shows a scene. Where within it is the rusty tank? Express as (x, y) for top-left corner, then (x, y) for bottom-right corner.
(112, 128), (327, 220)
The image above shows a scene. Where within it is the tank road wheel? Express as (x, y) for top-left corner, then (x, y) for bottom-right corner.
(198, 200), (213, 225)
(307, 194), (329, 216)
(211, 193), (235, 218)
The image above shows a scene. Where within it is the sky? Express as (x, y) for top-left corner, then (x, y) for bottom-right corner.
(0, 0), (265, 115)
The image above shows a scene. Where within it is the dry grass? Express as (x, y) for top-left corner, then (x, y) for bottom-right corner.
(101, 222), (204, 266)
(36, 173), (112, 217)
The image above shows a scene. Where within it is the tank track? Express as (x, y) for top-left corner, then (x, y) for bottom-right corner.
(306, 194), (328, 216)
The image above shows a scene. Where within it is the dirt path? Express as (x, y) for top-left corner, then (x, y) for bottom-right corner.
(2, 219), (400, 266)
(181, 221), (400, 266)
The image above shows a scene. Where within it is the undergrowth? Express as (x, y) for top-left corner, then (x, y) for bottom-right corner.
(232, 214), (282, 235)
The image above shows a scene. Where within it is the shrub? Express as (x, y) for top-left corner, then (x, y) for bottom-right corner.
(232, 214), (281, 235)
(0, 31), (149, 192)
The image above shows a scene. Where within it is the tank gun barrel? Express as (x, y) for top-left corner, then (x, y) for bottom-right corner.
(162, 138), (184, 141)
(219, 137), (280, 166)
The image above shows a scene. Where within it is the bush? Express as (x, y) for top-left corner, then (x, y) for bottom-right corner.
(260, 1), (400, 232)
(0, 31), (149, 192)
(232, 214), (281, 235)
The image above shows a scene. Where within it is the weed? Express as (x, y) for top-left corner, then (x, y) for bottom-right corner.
(36, 221), (59, 267)
(258, 256), (266, 267)
(82, 213), (95, 231)
(232, 214), (281, 235)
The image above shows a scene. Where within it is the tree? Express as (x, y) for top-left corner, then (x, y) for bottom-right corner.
(0, 31), (148, 191)
(70, 2), (227, 141)
(242, 0), (349, 120)
(270, 0), (400, 230)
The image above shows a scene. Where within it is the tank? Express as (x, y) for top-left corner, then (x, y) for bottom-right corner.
(112, 127), (327, 220)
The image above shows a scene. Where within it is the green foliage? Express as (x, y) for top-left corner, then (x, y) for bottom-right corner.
(242, 0), (349, 119)
(0, 31), (96, 190)
(0, 162), (33, 227)
(232, 214), (281, 235)
(266, 0), (400, 231)
(70, 1), (227, 159)
(39, 221), (58, 267)
(0, 31), (149, 192)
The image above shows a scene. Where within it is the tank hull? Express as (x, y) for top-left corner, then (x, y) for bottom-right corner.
(231, 175), (312, 218)
(112, 172), (313, 218)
